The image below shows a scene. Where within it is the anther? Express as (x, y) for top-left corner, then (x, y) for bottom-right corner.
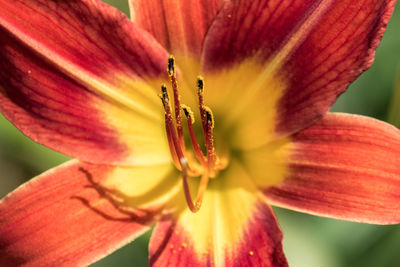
(197, 76), (204, 92)
(183, 106), (189, 117)
(161, 84), (169, 101)
(197, 76), (207, 134)
(168, 55), (176, 76)
(182, 104), (195, 124)
(204, 106), (214, 128)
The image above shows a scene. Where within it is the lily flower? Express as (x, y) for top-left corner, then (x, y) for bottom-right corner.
(0, 0), (399, 266)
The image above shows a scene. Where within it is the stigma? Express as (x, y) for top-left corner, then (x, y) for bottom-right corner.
(159, 55), (224, 213)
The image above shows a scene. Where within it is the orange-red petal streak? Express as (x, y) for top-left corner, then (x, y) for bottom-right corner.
(149, 201), (287, 267)
(0, 0), (171, 165)
(0, 161), (165, 266)
(130, 0), (225, 56)
(202, 0), (396, 137)
(264, 113), (400, 224)
(149, 160), (288, 266)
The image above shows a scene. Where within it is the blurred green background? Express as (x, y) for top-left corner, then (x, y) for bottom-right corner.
(1, 1), (399, 267)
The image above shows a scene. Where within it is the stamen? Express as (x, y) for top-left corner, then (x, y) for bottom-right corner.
(160, 85), (200, 176)
(203, 107), (217, 176)
(161, 86), (206, 213)
(197, 76), (207, 134)
(168, 55), (185, 150)
(160, 58), (224, 213)
(160, 85), (185, 160)
(182, 104), (207, 166)
(160, 84), (180, 170)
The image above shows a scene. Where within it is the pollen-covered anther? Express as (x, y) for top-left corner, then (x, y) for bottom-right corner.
(160, 56), (224, 213)
(197, 76), (204, 92)
(181, 104), (195, 124)
(160, 84), (169, 101)
(203, 106), (215, 129)
(167, 55), (176, 76)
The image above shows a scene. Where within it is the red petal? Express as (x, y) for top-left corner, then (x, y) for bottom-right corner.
(202, 0), (396, 136)
(0, 0), (171, 165)
(149, 162), (288, 266)
(0, 161), (166, 266)
(130, 0), (224, 56)
(0, 0), (167, 80)
(149, 202), (287, 267)
(264, 113), (400, 224)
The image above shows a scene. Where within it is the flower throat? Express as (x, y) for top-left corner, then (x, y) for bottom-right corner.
(160, 56), (225, 213)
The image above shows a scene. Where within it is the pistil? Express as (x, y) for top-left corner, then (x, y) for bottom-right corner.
(160, 56), (224, 213)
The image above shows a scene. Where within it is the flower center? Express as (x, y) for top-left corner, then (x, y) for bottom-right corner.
(159, 56), (225, 213)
